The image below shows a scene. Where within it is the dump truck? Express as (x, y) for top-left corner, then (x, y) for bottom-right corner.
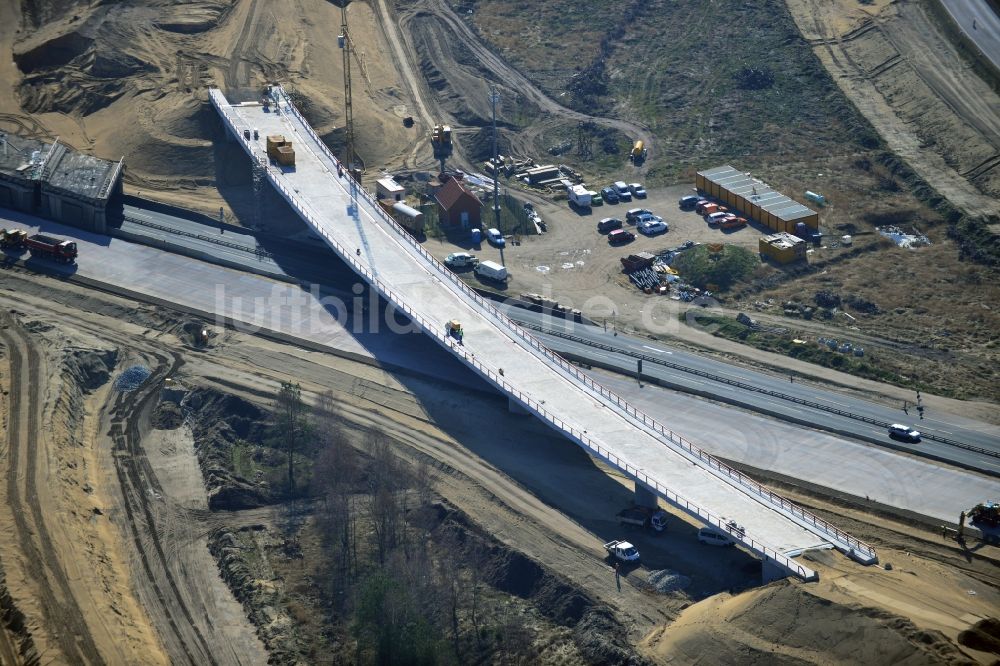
(618, 507), (669, 532)
(620, 252), (655, 273)
(26, 234), (77, 263)
(604, 540), (640, 563)
(1, 228), (28, 249)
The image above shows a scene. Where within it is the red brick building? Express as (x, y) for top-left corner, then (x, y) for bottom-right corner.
(434, 177), (481, 228)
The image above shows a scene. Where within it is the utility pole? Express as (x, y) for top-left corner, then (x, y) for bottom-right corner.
(490, 86), (504, 266)
(339, 2), (355, 177)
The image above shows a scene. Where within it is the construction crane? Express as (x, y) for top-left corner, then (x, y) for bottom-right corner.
(338, 2), (356, 177)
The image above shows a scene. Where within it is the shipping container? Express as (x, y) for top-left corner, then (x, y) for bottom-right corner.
(696, 165), (818, 232)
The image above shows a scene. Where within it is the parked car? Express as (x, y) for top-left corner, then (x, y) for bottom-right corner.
(601, 186), (620, 204)
(705, 211), (728, 226)
(701, 202), (728, 217)
(625, 207), (652, 223)
(888, 424), (921, 442)
(607, 229), (636, 245)
(613, 181), (632, 201)
(638, 218), (668, 235)
(444, 252), (478, 268)
(486, 228), (505, 248)
(679, 195), (701, 210)
(697, 528), (734, 547)
(589, 190), (603, 205)
(628, 183), (647, 198)
(695, 199), (714, 215)
(597, 217), (623, 233)
(720, 215), (747, 230)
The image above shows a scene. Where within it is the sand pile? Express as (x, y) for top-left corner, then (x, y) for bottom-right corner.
(650, 583), (971, 664)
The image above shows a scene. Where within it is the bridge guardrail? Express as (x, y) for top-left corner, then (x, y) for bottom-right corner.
(213, 88), (860, 572)
(122, 215), (272, 258)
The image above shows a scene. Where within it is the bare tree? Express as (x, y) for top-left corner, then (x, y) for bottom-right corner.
(366, 434), (415, 564)
(275, 381), (310, 495)
(312, 410), (360, 589)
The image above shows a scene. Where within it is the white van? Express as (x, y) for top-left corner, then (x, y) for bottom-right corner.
(475, 260), (508, 281)
(697, 527), (734, 546)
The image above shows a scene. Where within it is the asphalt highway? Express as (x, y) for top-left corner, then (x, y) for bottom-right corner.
(940, 0), (1000, 71)
(500, 309), (1000, 476)
(3, 207), (999, 519)
(25, 203), (1000, 475)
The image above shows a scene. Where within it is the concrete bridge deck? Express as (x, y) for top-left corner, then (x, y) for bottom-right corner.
(210, 86), (879, 580)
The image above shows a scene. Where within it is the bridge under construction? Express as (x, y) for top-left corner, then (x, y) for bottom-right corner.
(210, 85), (878, 581)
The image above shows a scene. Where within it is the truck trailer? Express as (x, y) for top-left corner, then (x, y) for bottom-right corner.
(26, 234), (78, 263)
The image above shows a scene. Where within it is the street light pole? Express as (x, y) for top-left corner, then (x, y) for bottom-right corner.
(490, 86), (504, 267)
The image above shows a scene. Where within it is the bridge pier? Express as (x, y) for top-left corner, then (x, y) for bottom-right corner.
(634, 482), (658, 509)
(508, 397), (529, 415)
(762, 559), (790, 584)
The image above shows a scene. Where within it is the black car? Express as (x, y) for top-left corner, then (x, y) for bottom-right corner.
(679, 195), (700, 210)
(888, 424), (921, 442)
(625, 207), (653, 223)
(597, 217), (623, 233)
(600, 186), (620, 204)
(608, 229), (635, 245)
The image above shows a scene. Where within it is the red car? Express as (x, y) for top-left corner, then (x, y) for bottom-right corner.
(720, 215), (748, 230)
(608, 229), (636, 245)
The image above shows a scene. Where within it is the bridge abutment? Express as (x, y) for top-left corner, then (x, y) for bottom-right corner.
(634, 482), (658, 508)
(762, 559), (791, 584)
(508, 397), (529, 414)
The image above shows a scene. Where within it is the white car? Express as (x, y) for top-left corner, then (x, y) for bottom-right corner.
(444, 252), (478, 268)
(705, 211), (729, 225)
(638, 218), (668, 235)
(629, 183), (647, 198)
(697, 528), (734, 546)
(614, 181), (632, 201)
(486, 228), (506, 248)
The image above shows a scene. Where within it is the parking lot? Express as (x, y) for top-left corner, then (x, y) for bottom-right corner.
(423, 181), (768, 324)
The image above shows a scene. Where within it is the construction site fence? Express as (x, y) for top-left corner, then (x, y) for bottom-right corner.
(211, 87), (871, 572)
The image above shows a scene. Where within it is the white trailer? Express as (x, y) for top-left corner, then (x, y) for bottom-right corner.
(568, 184), (592, 208)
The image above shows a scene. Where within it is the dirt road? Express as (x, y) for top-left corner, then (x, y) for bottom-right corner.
(0, 313), (105, 664)
(378, 0), (653, 172)
(0, 276), (267, 664)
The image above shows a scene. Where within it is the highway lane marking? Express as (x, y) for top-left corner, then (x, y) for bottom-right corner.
(642, 345), (672, 354)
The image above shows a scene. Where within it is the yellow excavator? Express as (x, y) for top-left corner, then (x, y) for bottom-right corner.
(0, 228), (27, 249)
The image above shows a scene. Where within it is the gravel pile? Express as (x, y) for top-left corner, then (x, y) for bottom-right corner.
(647, 569), (690, 594)
(114, 365), (151, 392)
